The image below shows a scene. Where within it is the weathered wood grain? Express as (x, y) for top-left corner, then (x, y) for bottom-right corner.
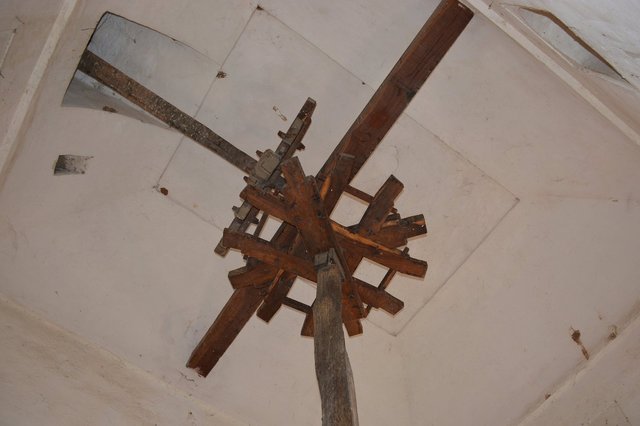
(186, 285), (268, 377)
(314, 255), (359, 426)
(77, 50), (257, 175)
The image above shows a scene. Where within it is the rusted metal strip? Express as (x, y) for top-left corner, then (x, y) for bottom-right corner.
(77, 50), (257, 174)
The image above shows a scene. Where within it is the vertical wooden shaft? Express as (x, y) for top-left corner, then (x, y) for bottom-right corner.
(314, 252), (359, 426)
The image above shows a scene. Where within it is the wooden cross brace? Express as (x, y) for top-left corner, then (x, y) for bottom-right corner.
(185, 0), (473, 377)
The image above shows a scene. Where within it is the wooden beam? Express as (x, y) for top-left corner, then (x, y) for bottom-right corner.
(316, 0), (474, 185)
(281, 158), (365, 328)
(186, 285), (268, 376)
(363, 214), (427, 247)
(336, 229), (427, 277)
(364, 248), (408, 316)
(354, 278), (404, 315)
(77, 50), (257, 175)
(215, 98), (316, 255)
(313, 252), (359, 425)
(255, 154), (356, 324)
(223, 230), (317, 282)
(239, 184), (427, 277)
(281, 158), (335, 255)
(282, 297), (312, 315)
(256, 272), (297, 322)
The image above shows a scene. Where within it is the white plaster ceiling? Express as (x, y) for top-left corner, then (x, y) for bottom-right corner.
(1, 1), (639, 425)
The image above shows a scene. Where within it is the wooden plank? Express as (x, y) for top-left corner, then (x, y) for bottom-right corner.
(282, 297), (312, 315)
(319, 154), (356, 214)
(223, 230), (317, 282)
(364, 247), (409, 316)
(314, 255), (359, 425)
(357, 175), (404, 236)
(256, 272), (297, 321)
(316, 0), (474, 185)
(335, 228), (427, 277)
(77, 50), (257, 175)
(240, 184), (426, 276)
(281, 158), (365, 325)
(215, 98), (316, 255)
(281, 158), (333, 255)
(344, 185), (374, 204)
(186, 285), (268, 376)
(366, 214), (427, 247)
(258, 154), (357, 322)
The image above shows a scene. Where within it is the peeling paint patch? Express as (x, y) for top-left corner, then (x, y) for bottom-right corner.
(53, 155), (93, 175)
(570, 328), (589, 360)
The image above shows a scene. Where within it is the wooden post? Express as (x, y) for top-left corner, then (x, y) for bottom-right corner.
(313, 250), (359, 426)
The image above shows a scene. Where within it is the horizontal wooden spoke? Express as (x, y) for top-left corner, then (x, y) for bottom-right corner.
(223, 230), (316, 282)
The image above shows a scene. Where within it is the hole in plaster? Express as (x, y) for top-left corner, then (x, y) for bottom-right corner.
(515, 7), (625, 82)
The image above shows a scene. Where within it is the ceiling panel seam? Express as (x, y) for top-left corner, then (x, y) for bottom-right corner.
(254, 6), (375, 88)
(395, 196), (521, 337)
(154, 8), (258, 189)
(402, 111), (520, 200)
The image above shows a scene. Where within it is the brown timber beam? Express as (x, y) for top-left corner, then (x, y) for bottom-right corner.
(77, 50), (257, 175)
(316, 0), (474, 185)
